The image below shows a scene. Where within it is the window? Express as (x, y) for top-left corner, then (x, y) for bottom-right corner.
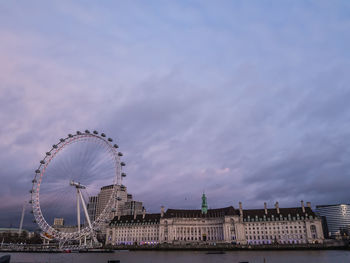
(310, 225), (317, 239)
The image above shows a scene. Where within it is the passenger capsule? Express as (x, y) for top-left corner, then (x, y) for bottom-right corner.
(77, 131), (82, 135)
(40, 160), (45, 164)
(60, 138), (65, 142)
(118, 152), (123, 156)
(116, 197), (122, 201)
(30, 210), (33, 214)
(108, 138), (113, 142)
(93, 130), (98, 135)
(85, 130), (90, 134)
(46, 152), (51, 156)
(52, 144), (58, 149)
(120, 162), (126, 166)
(35, 169), (41, 173)
(101, 133), (106, 137)
(114, 144), (119, 148)
(68, 134), (73, 138)
(29, 200), (32, 204)
(29, 190), (33, 193)
(32, 179), (37, 183)
(121, 173), (126, 177)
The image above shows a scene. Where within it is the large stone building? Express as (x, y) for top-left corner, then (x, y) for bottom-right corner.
(106, 195), (324, 245)
(107, 210), (160, 245)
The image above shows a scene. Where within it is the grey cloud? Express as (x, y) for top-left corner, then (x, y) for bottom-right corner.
(1, 1), (350, 228)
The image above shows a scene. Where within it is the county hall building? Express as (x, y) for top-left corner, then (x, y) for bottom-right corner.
(106, 194), (324, 245)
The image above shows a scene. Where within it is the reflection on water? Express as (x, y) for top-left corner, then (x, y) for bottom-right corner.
(2, 250), (350, 263)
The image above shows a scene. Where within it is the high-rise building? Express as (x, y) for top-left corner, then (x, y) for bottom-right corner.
(122, 200), (143, 216)
(87, 184), (143, 222)
(316, 204), (350, 238)
(87, 196), (98, 221)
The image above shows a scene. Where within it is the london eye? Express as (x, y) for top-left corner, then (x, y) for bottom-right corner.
(29, 130), (126, 248)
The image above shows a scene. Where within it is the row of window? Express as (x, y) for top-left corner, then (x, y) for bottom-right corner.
(246, 230), (306, 235)
(115, 237), (158, 242)
(244, 216), (313, 222)
(246, 235), (305, 240)
(115, 229), (159, 233)
(248, 225), (305, 230)
(248, 240), (306, 245)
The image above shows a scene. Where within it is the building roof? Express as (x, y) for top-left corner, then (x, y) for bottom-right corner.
(109, 206), (317, 224)
(164, 206), (237, 218)
(110, 213), (161, 225)
(100, 184), (114, 190)
(242, 207), (316, 220)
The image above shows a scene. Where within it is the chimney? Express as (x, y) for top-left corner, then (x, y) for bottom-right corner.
(161, 206), (165, 218)
(134, 211), (137, 220)
(264, 202), (267, 215)
(239, 202), (243, 218)
(142, 208), (146, 219)
(306, 202), (311, 209)
(301, 200), (305, 213)
(275, 202), (280, 214)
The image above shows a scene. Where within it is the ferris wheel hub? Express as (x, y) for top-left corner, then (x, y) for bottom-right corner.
(70, 180), (86, 189)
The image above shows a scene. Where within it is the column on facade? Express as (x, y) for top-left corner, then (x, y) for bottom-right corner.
(223, 224), (227, 241)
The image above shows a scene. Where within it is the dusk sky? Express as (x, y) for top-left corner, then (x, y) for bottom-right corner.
(1, 1), (350, 229)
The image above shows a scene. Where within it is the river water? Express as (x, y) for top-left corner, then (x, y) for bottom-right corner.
(1, 250), (350, 263)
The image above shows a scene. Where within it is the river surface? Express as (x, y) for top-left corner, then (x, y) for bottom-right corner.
(1, 250), (350, 263)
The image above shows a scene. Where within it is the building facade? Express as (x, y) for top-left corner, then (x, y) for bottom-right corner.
(107, 211), (160, 245)
(106, 195), (324, 245)
(241, 201), (323, 245)
(316, 204), (350, 238)
(87, 184), (144, 222)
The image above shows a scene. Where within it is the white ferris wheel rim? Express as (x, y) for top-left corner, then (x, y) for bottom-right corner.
(30, 130), (123, 241)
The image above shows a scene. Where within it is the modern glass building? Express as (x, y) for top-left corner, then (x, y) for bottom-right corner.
(316, 204), (350, 238)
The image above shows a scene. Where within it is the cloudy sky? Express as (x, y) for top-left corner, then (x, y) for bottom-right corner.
(1, 0), (350, 229)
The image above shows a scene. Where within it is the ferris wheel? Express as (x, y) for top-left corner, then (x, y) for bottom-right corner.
(30, 130), (126, 248)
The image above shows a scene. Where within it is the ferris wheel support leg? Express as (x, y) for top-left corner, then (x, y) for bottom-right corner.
(77, 189), (81, 246)
(59, 239), (66, 250)
(78, 190), (98, 244)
